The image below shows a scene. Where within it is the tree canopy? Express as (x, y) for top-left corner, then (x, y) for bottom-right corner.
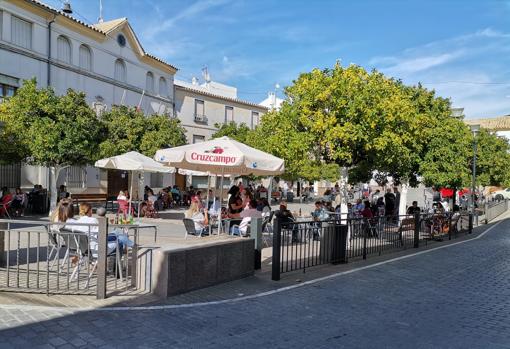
(99, 106), (187, 158)
(0, 79), (102, 167)
(210, 63), (510, 188)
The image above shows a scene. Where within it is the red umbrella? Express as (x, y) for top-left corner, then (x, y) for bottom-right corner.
(440, 188), (454, 198)
(458, 188), (470, 196)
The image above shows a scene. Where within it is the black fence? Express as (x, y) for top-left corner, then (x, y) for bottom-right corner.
(271, 219), (347, 279)
(272, 213), (472, 280)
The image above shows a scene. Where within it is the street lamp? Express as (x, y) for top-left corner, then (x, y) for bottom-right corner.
(470, 124), (480, 218)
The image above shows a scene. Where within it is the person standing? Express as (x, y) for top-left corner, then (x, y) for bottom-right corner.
(384, 188), (396, 219)
(393, 187), (401, 217)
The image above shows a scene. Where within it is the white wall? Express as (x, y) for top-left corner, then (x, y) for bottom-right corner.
(0, 2), (175, 115)
(174, 87), (266, 143)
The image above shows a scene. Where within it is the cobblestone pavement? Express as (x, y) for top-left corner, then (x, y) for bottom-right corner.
(1, 218), (510, 348)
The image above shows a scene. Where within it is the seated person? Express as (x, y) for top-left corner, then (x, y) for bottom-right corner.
(57, 185), (70, 203)
(275, 201), (298, 242)
(0, 188), (13, 217)
(275, 201), (294, 223)
(11, 187), (27, 216)
(231, 199), (262, 236)
(227, 186), (243, 219)
(170, 185), (181, 204)
(311, 201), (329, 221)
(406, 201), (421, 215)
(361, 201), (373, 218)
(146, 189), (161, 210)
(117, 190), (134, 217)
(69, 203), (118, 256)
(185, 202), (209, 235)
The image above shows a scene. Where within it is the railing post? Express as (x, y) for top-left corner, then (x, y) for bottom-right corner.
(271, 217), (281, 281)
(468, 213), (473, 234)
(362, 218), (367, 260)
(413, 213), (420, 248)
(448, 215), (452, 240)
(96, 217), (108, 299)
(484, 202), (489, 224)
(0, 222), (6, 267)
(251, 218), (262, 270)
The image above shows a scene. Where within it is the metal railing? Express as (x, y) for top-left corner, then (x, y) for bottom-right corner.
(485, 199), (508, 223)
(272, 218), (347, 280)
(271, 213), (472, 280)
(0, 219), (152, 298)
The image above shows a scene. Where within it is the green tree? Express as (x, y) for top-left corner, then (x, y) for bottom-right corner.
(99, 106), (187, 158)
(212, 121), (252, 143)
(0, 79), (103, 208)
(475, 129), (510, 187)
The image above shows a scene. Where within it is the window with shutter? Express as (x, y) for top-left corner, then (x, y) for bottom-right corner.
(195, 100), (205, 117)
(79, 45), (92, 70)
(159, 77), (167, 97)
(57, 36), (72, 64)
(146, 72), (154, 93)
(11, 16), (32, 49)
(114, 59), (126, 82)
(251, 111), (259, 128)
(225, 106), (234, 123)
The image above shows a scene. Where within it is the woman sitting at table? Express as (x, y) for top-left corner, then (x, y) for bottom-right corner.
(231, 199), (262, 236)
(227, 186), (243, 219)
(185, 201), (209, 236)
(71, 203), (133, 255)
(11, 187), (27, 217)
(117, 190), (134, 217)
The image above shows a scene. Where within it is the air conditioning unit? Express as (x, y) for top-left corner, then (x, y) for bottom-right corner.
(194, 114), (208, 123)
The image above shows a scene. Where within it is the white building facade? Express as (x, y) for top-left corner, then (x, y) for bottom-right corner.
(0, 0), (269, 196)
(0, 0), (178, 196)
(174, 79), (268, 144)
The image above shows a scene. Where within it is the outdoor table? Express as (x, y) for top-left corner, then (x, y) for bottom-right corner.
(126, 223), (158, 242)
(220, 218), (242, 235)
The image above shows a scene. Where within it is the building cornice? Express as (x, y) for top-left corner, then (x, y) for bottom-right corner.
(7, 0), (178, 73)
(0, 41), (173, 104)
(175, 84), (268, 111)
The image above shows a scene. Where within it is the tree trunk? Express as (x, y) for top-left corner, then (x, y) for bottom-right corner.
(398, 182), (408, 223)
(49, 165), (66, 212)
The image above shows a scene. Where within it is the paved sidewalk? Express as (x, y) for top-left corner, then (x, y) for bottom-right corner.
(1, 210), (507, 310)
(1, 213), (510, 347)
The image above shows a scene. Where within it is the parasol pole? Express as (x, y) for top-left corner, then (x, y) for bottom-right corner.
(219, 166), (225, 234)
(128, 171), (133, 220)
(137, 172), (143, 221)
(206, 174), (211, 235)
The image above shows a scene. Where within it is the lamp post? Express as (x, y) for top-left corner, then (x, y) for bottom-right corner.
(470, 124), (480, 220)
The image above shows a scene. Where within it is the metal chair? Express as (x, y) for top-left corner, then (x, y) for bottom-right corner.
(262, 211), (274, 247)
(0, 199), (13, 219)
(183, 218), (201, 238)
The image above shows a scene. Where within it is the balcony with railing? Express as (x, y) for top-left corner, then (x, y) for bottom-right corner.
(194, 114), (208, 124)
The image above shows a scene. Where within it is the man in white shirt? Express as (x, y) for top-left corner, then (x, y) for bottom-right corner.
(232, 199), (262, 236)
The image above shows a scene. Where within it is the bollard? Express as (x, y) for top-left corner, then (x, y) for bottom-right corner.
(251, 218), (262, 270)
(96, 217), (108, 299)
(362, 218), (367, 260)
(468, 213), (473, 234)
(271, 218), (281, 281)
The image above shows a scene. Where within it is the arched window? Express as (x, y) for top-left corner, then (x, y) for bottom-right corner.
(159, 77), (167, 97)
(146, 72), (154, 93)
(114, 59), (126, 83)
(57, 35), (72, 64)
(79, 44), (92, 71)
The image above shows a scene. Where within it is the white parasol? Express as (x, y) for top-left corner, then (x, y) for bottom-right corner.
(95, 151), (174, 218)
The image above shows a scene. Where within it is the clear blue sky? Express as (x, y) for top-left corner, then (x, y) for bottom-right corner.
(47, 0), (510, 118)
